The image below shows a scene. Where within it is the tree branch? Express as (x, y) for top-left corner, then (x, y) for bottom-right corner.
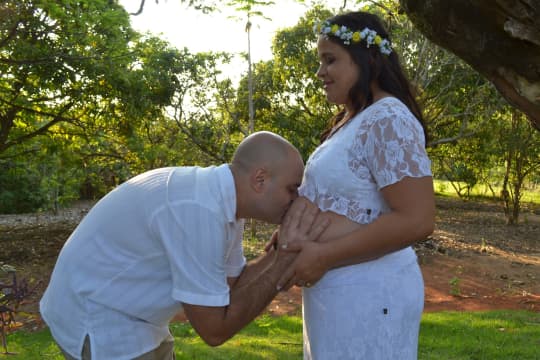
(0, 99), (77, 152)
(130, 0), (147, 16)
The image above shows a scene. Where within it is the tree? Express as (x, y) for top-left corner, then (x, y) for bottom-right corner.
(0, 1), (183, 211)
(225, 0), (275, 134)
(128, 0), (540, 130)
(168, 49), (247, 163)
(262, 6), (337, 156)
(1, 0), (126, 154)
(399, 0), (540, 131)
(0, 0), (175, 156)
(496, 109), (540, 224)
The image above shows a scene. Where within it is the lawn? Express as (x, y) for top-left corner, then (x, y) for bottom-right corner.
(433, 179), (540, 205)
(3, 310), (539, 359)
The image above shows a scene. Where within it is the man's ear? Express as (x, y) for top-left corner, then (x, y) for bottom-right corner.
(251, 167), (267, 193)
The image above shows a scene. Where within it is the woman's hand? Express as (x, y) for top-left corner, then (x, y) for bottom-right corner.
(276, 206), (333, 290)
(277, 197), (328, 248)
(272, 197), (329, 291)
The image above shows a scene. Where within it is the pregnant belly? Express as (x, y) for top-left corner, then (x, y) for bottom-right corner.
(317, 211), (365, 243)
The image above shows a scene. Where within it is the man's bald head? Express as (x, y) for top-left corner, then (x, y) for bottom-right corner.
(231, 131), (301, 174)
(230, 131), (304, 223)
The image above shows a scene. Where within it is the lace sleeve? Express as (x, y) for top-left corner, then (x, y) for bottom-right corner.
(364, 109), (432, 190)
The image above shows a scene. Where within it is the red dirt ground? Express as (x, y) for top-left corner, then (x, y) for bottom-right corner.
(267, 197), (540, 316)
(264, 250), (539, 317)
(1, 196), (539, 331)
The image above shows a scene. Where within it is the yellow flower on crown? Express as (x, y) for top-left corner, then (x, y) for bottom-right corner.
(314, 19), (392, 55)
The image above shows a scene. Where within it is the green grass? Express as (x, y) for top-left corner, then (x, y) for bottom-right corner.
(433, 179), (540, 205)
(418, 311), (540, 360)
(1, 328), (63, 359)
(3, 311), (539, 359)
(170, 315), (303, 359)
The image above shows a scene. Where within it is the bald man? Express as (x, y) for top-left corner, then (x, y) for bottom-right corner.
(40, 131), (327, 360)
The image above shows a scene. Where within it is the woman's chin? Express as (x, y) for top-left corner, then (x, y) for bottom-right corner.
(325, 94), (342, 105)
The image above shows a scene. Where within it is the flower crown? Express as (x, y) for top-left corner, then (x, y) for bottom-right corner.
(313, 20), (392, 55)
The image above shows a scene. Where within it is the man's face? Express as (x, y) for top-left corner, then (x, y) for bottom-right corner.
(261, 153), (304, 224)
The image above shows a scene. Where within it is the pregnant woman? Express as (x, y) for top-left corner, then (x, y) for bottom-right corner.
(278, 10), (435, 360)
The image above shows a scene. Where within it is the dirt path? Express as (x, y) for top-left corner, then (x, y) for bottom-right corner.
(1, 197), (539, 331)
(263, 250), (539, 318)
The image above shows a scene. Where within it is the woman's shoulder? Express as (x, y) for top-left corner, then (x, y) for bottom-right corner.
(352, 97), (425, 144)
(357, 97), (418, 127)
(366, 96), (411, 117)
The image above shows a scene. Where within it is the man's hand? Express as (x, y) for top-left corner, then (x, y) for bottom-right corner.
(264, 229), (279, 252)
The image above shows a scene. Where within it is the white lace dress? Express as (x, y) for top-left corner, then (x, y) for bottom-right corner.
(299, 97), (432, 360)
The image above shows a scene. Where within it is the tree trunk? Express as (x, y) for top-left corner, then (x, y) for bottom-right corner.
(399, 0), (540, 131)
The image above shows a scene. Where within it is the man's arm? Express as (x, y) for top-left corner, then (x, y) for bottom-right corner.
(182, 248), (291, 346)
(182, 198), (328, 346)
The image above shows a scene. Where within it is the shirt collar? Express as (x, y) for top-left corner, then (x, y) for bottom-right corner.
(215, 164), (237, 223)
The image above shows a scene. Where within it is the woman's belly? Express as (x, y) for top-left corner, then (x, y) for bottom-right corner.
(317, 211), (364, 243)
(312, 210), (418, 274)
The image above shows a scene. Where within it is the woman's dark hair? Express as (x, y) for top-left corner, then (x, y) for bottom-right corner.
(319, 11), (428, 145)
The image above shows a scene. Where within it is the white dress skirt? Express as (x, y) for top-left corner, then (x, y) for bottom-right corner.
(302, 247), (424, 360)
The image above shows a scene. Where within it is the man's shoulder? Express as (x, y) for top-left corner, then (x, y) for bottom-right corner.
(167, 164), (231, 203)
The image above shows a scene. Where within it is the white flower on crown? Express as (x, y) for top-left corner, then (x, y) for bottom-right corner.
(313, 20), (392, 55)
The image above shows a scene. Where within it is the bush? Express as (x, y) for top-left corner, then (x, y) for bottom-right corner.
(0, 163), (46, 214)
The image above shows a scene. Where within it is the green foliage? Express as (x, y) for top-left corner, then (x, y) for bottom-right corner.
(446, 163), (478, 198)
(1, 0), (539, 218)
(0, 1), (206, 212)
(493, 109), (540, 224)
(0, 162), (46, 213)
(257, 6), (335, 157)
(168, 50), (245, 164)
(0, 0), (137, 153)
(449, 276), (461, 296)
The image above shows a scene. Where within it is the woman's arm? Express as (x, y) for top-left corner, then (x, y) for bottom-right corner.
(277, 176), (435, 289)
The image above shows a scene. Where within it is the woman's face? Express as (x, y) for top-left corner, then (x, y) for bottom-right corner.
(316, 37), (359, 110)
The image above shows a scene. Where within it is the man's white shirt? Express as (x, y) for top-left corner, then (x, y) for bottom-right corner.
(40, 165), (246, 360)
